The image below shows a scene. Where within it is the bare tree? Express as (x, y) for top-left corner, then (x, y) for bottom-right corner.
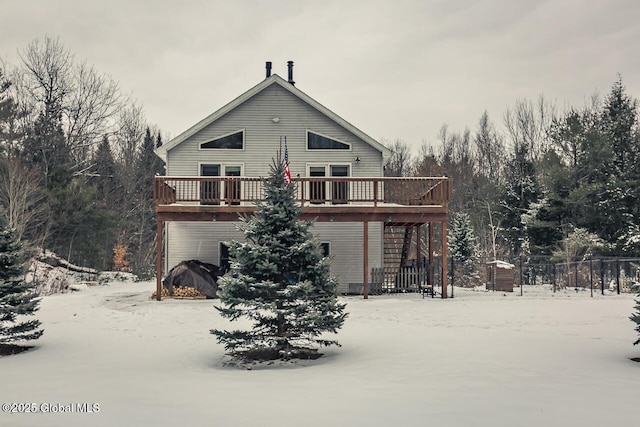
(113, 102), (146, 169)
(0, 157), (48, 247)
(413, 141), (444, 177)
(17, 36), (73, 121)
(66, 62), (124, 163)
(474, 111), (504, 185)
(383, 138), (413, 177)
(503, 94), (556, 162)
(15, 36), (125, 170)
(435, 125), (475, 212)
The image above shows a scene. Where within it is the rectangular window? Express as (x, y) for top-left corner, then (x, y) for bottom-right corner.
(219, 243), (230, 273)
(321, 242), (330, 257)
(200, 164), (220, 205)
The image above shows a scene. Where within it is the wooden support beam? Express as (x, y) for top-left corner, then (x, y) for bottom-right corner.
(441, 220), (448, 298)
(428, 222), (434, 287)
(363, 220), (369, 299)
(416, 224), (422, 266)
(156, 218), (163, 301)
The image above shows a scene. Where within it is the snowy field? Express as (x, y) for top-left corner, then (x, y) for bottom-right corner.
(0, 280), (637, 427)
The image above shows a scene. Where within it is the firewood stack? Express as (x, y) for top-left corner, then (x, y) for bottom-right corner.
(152, 286), (207, 299)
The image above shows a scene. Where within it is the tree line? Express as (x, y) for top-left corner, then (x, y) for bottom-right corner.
(1, 36), (638, 275)
(0, 36), (164, 275)
(384, 77), (639, 260)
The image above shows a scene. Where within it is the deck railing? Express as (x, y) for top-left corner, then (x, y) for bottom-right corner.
(154, 176), (450, 207)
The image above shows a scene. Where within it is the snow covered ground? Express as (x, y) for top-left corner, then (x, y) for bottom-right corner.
(1, 280), (637, 427)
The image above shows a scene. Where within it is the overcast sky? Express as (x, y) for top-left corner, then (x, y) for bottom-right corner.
(1, 0), (639, 152)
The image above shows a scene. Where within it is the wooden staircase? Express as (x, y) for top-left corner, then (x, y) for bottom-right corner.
(383, 225), (413, 270)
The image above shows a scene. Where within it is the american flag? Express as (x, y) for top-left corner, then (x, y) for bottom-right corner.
(284, 137), (292, 186)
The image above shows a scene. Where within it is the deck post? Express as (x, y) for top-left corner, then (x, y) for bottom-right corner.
(428, 222), (434, 288)
(156, 218), (163, 301)
(363, 220), (369, 299)
(416, 224), (422, 286)
(441, 220), (448, 298)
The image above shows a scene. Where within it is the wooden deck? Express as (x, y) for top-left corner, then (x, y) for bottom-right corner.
(154, 176), (450, 221)
(153, 176), (450, 300)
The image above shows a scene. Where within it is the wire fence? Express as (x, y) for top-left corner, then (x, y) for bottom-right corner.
(369, 256), (640, 298)
(453, 256), (640, 297)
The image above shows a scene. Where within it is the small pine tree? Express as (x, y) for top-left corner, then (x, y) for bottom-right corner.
(448, 212), (479, 284)
(631, 281), (640, 346)
(211, 159), (347, 361)
(448, 212), (477, 263)
(0, 227), (43, 346)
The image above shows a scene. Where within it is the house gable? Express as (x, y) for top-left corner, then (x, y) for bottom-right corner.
(156, 74), (391, 173)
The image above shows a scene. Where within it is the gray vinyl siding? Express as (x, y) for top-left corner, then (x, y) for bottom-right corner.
(311, 222), (383, 293)
(165, 221), (383, 294)
(166, 83), (384, 177)
(164, 81), (386, 292)
(166, 222), (243, 271)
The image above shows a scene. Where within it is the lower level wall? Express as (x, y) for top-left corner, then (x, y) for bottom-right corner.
(165, 221), (383, 294)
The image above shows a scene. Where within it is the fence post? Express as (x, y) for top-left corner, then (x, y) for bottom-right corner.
(600, 259), (605, 295)
(616, 259), (621, 295)
(519, 256), (523, 296)
(574, 261), (579, 292)
(552, 263), (556, 293)
(589, 258), (593, 297)
(450, 257), (455, 299)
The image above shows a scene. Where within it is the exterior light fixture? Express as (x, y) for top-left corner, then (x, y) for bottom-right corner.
(355, 156), (361, 163)
(272, 117), (280, 123)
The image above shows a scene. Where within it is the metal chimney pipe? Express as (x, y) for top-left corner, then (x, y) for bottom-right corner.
(287, 60), (295, 85)
(265, 61), (272, 78)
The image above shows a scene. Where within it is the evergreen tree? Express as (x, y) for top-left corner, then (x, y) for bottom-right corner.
(211, 159), (347, 361)
(0, 68), (17, 154)
(0, 227), (43, 345)
(448, 211), (480, 285)
(92, 135), (118, 204)
(630, 281), (640, 346)
(127, 127), (165, 271)
(448, 212), (478, 263)
(499, 140), (541, 255)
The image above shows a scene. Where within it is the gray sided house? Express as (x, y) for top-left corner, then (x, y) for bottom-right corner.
(154, 62), (450, 298)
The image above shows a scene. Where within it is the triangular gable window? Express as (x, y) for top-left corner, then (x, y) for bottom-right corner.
(307, 131), (350, 150)
(201, 130), (244, 149)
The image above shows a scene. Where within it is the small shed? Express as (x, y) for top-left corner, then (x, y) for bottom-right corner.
(486, 260), (515, 292)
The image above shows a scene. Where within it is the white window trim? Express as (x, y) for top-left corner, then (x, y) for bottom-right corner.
(198, 128), (246, 151)
(305, 129), (352, 151)
(305, 163), (352, 204)
(305, 163), (352, 177)
(198, 162), (245, 206)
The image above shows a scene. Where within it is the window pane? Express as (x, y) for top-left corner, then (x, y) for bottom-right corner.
(220, 243), (230, 272)
(201, 165), (220, 176)
(201, 131), (243, 149)
(321, 242), (330, 257)
(225, 166), (241, 176)
(330, 165), (349, 177)
(307, 132), (349, 149)
(310, 166), (326, 177)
